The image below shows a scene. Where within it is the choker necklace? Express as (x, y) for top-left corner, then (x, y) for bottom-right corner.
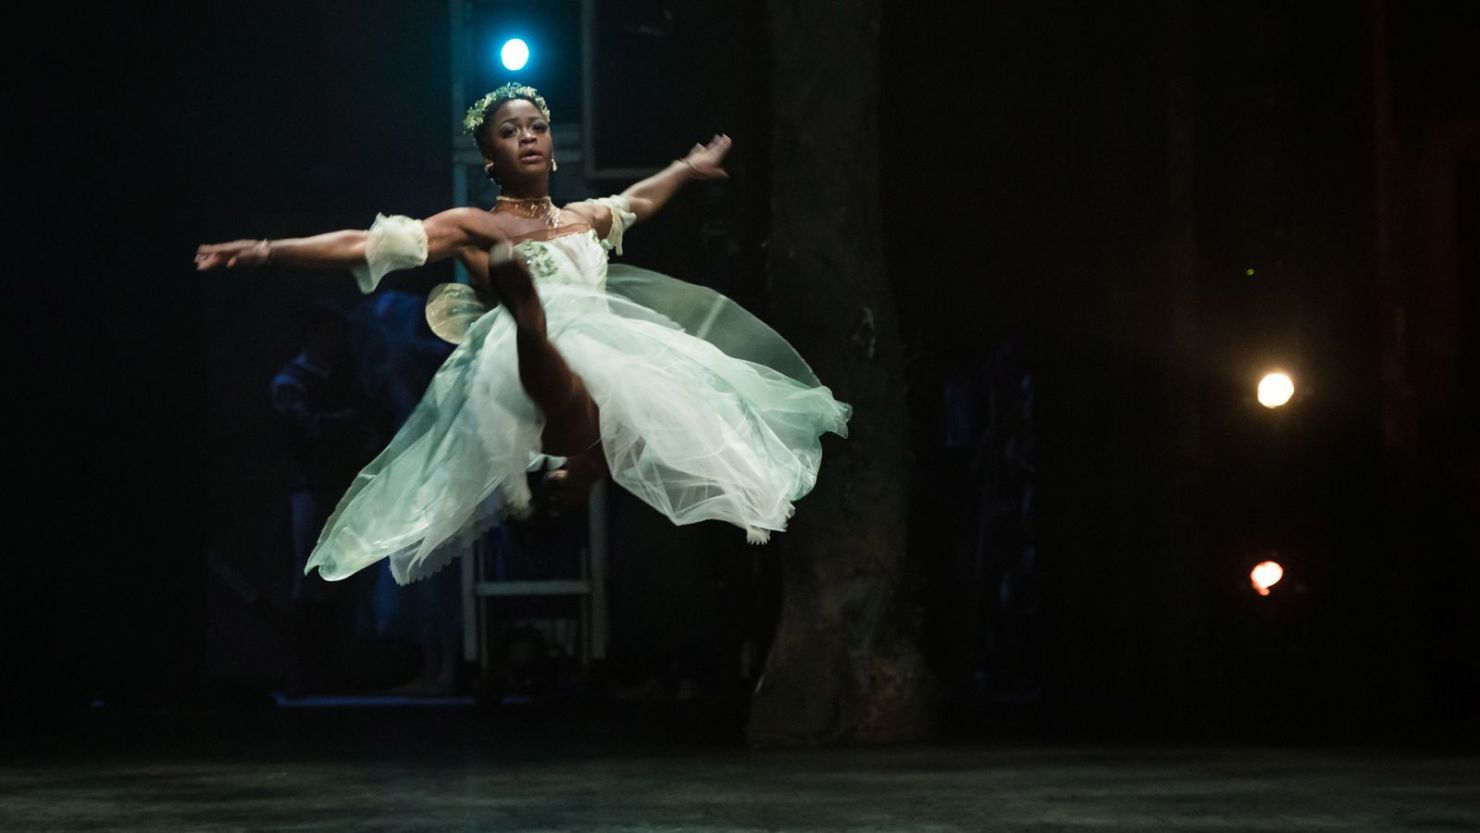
(495, 195), (561, 228)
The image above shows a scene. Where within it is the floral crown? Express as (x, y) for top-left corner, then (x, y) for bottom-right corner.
(463, 83), (552, 137)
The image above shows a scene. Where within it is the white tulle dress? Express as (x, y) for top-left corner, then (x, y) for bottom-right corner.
(304, 196), (850, 585)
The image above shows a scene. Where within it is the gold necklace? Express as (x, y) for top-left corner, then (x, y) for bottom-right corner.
(494, 195), (561, 228)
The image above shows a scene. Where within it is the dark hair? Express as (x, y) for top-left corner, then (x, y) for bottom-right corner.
(465, 84), (552, 156)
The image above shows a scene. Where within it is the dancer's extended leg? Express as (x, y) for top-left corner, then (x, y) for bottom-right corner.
(484, 246), (602, 457)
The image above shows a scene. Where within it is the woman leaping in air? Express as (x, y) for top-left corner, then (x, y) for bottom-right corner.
(196, 83), (850, 586)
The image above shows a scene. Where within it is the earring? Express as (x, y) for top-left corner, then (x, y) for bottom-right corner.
(551, 158), (558, 172)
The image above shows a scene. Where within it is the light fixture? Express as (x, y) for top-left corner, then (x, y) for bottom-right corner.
(1250, 560), (1284, 596)
(500, 38), (530, 71)
(1257, 372), (1295, 409)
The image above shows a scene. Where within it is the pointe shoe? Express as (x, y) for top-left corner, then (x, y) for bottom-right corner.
(544, 468), (595, 508)
(543, 446), (607, 508)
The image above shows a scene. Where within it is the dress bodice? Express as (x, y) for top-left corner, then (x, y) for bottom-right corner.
(512, 229), (611, 291)
(353, 194), (636, 296)
(366, 196), (638, 346)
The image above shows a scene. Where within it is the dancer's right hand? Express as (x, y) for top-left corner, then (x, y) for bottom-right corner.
(195, 239), (271, 270)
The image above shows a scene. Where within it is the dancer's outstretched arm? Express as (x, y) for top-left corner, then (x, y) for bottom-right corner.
(619, 134), (733, 224)
(194, 207), (507, 272)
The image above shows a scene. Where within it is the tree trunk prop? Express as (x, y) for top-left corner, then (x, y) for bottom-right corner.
(747, 0), (935, 747)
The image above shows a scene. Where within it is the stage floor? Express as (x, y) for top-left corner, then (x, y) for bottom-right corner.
(4, 706), (1477, 832)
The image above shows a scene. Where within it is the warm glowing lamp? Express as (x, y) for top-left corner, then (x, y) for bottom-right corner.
(1250, 560), (1284, 596)
(1258, 372), (1294, 408)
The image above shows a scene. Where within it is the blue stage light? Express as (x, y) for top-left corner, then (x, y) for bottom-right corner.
(500, 38), (530, 71)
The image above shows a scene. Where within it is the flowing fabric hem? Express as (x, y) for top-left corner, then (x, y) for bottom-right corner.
(304, 269), (849, 586)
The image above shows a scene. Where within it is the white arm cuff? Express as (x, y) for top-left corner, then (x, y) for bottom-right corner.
(585, 195), (637, 256)
(351, 214), (428, 293)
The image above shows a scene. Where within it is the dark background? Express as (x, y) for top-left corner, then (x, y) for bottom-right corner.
(8, 0), (1476, 745)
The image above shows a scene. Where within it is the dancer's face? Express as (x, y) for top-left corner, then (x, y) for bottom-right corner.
(484, 99), (553, 183)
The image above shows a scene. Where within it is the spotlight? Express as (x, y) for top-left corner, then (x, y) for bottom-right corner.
(1250, 560), (1284, 596)
(1257, 372), (1294, 408)
(500, 38), (530, 71)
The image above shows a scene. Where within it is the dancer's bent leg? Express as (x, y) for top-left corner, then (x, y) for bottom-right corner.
(484, 248), (602, 457)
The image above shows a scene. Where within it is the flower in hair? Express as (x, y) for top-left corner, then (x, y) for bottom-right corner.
(464, 83), (552, 135)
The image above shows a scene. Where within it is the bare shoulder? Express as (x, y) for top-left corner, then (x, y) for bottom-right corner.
(560, 199), (612, 237)
(418, 207), (509, 263)
(428, 206), (508, 241)
(559, 199), (596, 221)
(440, 205), (497, 229)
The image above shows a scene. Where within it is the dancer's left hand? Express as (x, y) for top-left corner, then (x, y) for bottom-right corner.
(683, 134), (733, 180)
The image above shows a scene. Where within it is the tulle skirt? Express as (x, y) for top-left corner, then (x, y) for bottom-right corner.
(305, 267), (850, 585)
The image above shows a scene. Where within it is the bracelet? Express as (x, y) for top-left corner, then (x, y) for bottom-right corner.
(680, 158), (699, 177)
(260, 239), (273, 265)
